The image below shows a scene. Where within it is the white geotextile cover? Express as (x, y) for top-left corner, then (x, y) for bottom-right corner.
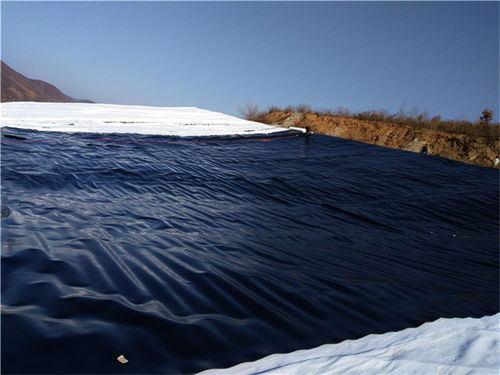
(199, 313), (499, 375)
(0, 102), (283, 137)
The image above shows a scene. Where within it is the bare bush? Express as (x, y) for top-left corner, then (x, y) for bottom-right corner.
(333, 107), (351, 117)
(479, 109), (494, 125)
(295, 104), (312, 113)
(237, 102), (260, 121)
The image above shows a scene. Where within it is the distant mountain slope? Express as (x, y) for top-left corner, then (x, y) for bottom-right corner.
(1, 61), (93, 103)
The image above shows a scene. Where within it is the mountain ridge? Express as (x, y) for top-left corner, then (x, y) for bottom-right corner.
(1, 61), (93, 103)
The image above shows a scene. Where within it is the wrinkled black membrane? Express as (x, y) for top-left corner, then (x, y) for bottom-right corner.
(1, 128), (499, 374)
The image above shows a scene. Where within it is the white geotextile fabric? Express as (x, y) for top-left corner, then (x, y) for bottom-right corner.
(0, 102), (283, 137)
(199, 314), (499, 375)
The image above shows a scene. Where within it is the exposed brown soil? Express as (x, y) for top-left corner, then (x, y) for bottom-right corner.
(257, 110), (499, 169)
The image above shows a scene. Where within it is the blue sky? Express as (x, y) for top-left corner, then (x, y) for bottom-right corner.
(2, 1), (498, 121)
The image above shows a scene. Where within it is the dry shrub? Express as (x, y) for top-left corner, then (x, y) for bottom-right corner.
(237, 102), (261, 121)
(295, 104), (312, 113)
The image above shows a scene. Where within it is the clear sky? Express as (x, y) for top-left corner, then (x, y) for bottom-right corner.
(1, 1), (498, 121)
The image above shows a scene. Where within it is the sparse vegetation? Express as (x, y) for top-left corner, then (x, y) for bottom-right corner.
(479, 109), (494, 125)
(246, 104), (499, 139)
(236, 102), (261, 122)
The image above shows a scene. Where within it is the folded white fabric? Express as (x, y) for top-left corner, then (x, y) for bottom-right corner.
(199, 313), (499, 375)
(0, 102), (283, 137)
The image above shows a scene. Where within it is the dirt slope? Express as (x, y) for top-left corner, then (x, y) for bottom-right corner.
(257, 110), (499, 168)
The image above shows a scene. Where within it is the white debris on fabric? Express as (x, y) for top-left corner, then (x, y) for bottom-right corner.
(198, 314), (499, 375)
(0, 102), (284, 137)
(288, 127), (307, 133)
(116, 354), (128, 364)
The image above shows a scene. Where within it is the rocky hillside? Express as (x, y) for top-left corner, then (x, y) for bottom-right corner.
(257, 110), (499, 168)
(1, 61), (92, 103)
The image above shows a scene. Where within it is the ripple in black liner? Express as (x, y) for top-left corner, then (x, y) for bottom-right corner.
(1, 128), (499, 374)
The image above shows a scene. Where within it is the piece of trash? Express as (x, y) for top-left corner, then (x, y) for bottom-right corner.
(117, 354), (128, 364)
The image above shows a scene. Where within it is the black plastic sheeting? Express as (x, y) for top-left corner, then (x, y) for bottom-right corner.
(1, 128), (499, 374)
